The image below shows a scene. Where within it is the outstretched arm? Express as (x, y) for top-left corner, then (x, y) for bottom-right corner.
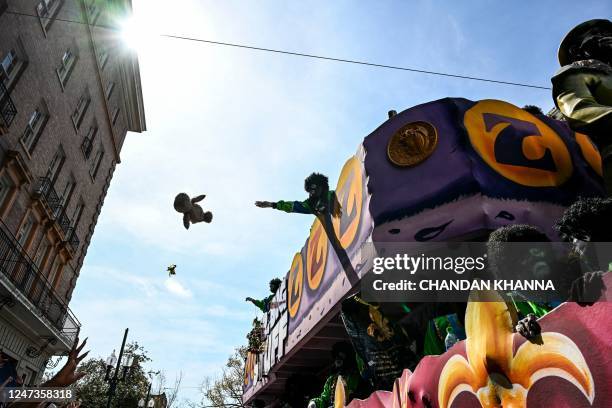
(192, 194), (206, 203)
(255, 200), (312, 214)
(245, 297), (266, 312)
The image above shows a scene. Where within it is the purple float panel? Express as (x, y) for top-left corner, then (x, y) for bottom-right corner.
(363, 98), (604, 242)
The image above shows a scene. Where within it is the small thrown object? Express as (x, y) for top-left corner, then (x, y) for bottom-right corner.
(167, 264), (177, 277)
(173, 192), (213, 229)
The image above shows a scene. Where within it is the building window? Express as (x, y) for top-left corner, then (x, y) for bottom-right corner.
(86, 1), (100, 25)
(0, 171), (14, 209)
(1, 44), (27, 89)
(33, 239), (50, 269)
(20, 101), (49, 156)
(111, 107), (120, 125)
(16, 214), (34, 248)
(46, 146), (65, 186)
(81, 123), (98, 159)
(89, 145), (104, 180)
(48, 256), (61, 286)
(105, 81), (115, 99)
(97, 47), (109, 69)
(56, 48), (77, 90)
(36, 0), (63, 34)
(71, 88), (90, 130)
(72, 199), (84, 229)
(58, 174), (76, 210)
(1, 50), (17, 78)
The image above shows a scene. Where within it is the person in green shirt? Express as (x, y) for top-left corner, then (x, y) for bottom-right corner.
(307, 342), (362, 408)
(255, 172), (341, 217)
(245, 278), (282, 313)
(256, 172), (361, 287)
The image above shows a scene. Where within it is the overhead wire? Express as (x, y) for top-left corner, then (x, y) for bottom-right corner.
(4, 9), (552, 90)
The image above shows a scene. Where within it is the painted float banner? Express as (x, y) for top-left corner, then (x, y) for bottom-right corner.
(341, 273), (612, 408)
(287, 153), (374, 336)
(363, 98), (604, 243)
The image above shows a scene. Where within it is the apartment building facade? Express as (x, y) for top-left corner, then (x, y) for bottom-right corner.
(0, 0), (145, 384)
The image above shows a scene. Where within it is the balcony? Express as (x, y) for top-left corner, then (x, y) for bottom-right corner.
(64, 227), (80, 252)
(34, 177), (63, 217)
(0, 219), (80, 343)
(0, 79), (17, 133)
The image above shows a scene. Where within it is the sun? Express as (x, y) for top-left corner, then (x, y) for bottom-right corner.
(120, 16), (159, 53)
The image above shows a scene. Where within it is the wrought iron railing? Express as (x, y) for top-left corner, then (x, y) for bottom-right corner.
(0, 79), (17, 131)
(56, 210), (71, 236)
(35, 177), (63, 217)
(64, 227), (80, 252)
(0, 219), (80, 343)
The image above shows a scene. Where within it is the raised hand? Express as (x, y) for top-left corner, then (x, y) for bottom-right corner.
(569, 271), (606, 305)
(255, 201), (273, 208)
(44, 336), (89, 388)
(515, 314), (541, 340)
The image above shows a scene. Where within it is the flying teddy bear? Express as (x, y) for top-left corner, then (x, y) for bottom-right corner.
(173, 193), (213, 229)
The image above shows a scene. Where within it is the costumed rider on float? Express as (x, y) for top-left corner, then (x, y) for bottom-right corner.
(245, 278), (282, 313)
(307, 342), (361, 408)
(551, 19), (612, 193)
(255, 172), (341, 218)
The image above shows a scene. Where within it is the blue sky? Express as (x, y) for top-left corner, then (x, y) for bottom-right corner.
(66, 0), (611, 403)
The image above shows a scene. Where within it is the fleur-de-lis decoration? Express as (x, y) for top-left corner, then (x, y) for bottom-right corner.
(335, 375), (347, 408)
(438, 291), (594, 407)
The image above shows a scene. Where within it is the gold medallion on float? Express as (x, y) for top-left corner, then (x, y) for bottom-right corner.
(387, 121), (438, 167)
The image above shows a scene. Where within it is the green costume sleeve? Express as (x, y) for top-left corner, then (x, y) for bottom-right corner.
(554, 71), (612, 135)
(249, 298), (267, 312)
(311, 375), (336, 408)
(274, 200), (313, 214)
(310, 373), (360, 408)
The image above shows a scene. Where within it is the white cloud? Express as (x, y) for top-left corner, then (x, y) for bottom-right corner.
(164, 278), (193, 298)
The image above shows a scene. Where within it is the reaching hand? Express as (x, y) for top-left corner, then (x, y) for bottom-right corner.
(569, 271), (605, 305)
(255, 201), (273, 208)
(515, 314), (541, 340)
(245, 297), (254, 302)
(44, 336), (89, 388)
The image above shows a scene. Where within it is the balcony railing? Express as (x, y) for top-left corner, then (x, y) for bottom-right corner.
(64, 227), (80, 252)
(0, 219), (80, 343)
(0, 79), (17, 132)
(56, 210), (71, 236)
(35, 177), (63, 217)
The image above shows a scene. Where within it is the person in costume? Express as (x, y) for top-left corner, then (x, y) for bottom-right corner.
(487, 224), (594, 339)
(307, 342), (362, 408)
(245, 278), (282, 313)
(555, 197), (609, 303)
(255, 172), (341, 217)
(551, 19), (612, 192)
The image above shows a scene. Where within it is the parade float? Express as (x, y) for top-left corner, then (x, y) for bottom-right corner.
(242, 97), (611, 408)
